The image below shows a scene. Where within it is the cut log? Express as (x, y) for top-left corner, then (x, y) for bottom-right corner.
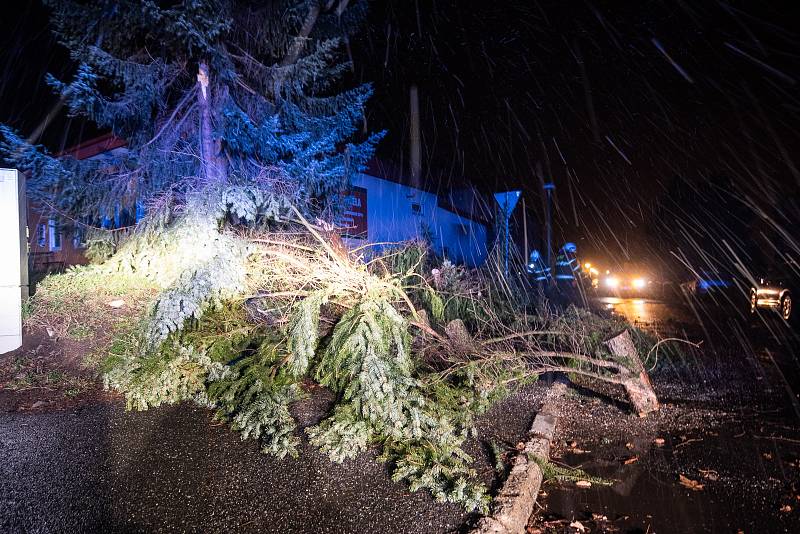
(605, 330), (659, 415)
(472, 379), (567, 534)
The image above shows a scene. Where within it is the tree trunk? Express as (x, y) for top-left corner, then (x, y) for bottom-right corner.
(473, 379), (567, 534)
(197, 62), (226, 183)
(605, 330), (659, 415)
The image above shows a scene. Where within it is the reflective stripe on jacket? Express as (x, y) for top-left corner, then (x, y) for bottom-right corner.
(555, 253), (579, 280)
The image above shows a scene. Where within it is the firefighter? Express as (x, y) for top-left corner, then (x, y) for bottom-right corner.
(527, 249), (551, 283)
(554, 242), (584, 306)
(554, 242), (580, 282)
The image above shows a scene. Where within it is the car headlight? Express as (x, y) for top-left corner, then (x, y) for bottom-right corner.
(632, 278), (646, 289)
(605, 277), (619, 288)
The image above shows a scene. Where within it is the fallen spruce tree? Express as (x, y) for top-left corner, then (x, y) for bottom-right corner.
(97, 189), (662, 513)
(0, 0), (659, 512)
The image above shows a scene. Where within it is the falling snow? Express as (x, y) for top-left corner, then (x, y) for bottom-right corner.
(1, 1), (800, 532)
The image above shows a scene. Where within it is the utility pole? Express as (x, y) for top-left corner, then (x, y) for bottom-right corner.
(543, 181), (555, 273)
(522, 196), (528, 263)
(409, 85), (421, 190)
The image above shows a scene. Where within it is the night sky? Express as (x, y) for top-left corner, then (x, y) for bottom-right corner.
(3, 1), (800, 275)
(352, 1), (800, 271)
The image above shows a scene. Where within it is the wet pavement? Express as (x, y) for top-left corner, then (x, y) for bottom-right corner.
(0, 402), (469, 533)
(529, 296), (800, 533)
(0, 375), (561, 533)
(595, 296), (696, 326)
(598, 295), (800, 400)
(536, 406), (800, 533)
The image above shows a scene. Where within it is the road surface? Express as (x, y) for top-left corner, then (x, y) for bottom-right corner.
(597, 295), (800, 400)
(529, 296), (800, 533)
(595, 296), (694, 327)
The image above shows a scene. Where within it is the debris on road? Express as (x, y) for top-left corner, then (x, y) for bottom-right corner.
(678, 474), (705, 491)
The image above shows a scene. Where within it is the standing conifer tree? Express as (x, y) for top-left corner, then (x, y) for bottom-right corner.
(1, 0), (385, 357)
(1, 0), (380, 224)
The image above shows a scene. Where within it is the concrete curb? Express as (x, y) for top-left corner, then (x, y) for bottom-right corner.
(471, 379), (568, 534)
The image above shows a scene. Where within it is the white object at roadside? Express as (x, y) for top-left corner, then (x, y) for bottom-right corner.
(107, 299), (125, 309)
(0, 169), (27, 354)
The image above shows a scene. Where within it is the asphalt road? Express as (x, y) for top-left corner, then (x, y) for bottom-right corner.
(0, 374), (562, 533)
(0, 402), (468, 534)
(533, 296), (800, 533)
(597, 294), (800, 402)
(596, 296), (694, 326)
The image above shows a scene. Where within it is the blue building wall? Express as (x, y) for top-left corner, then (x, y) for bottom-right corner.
(52, 136), (492, 268)
(343, 173), (489, 267)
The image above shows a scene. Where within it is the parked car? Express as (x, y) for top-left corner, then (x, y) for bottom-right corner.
(750, 260), (798, 321)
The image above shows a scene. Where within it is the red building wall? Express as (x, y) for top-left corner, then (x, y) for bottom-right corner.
(27, 202), (89, 273)
(27, 133), (126, 273)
